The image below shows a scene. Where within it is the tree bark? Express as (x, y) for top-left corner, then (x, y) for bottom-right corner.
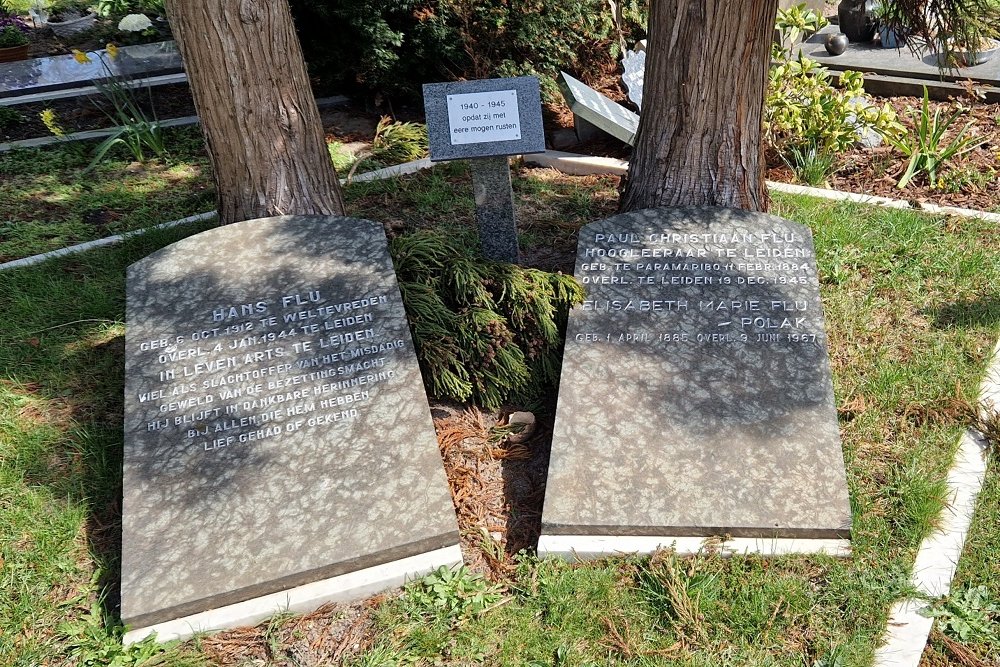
(164, 0), (345, 224)
(619, 0), (779, 213)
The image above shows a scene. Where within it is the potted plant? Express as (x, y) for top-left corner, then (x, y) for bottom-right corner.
(0, 15), (30, 62)
(872, 1), (906, 48)
(931, 4), (1000, 67)
(46, 0), (96, 37)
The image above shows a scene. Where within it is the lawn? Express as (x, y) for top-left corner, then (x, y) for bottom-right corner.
(1, 137), (998, 665)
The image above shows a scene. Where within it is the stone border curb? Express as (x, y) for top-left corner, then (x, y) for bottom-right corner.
(0, 211), (217, 272)
(874, 340), (998, 667)
(0, 96), (349, 153)
(524, 151), (1000, 224)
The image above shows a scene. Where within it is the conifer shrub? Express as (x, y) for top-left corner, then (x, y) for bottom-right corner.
(389, 231), (584, 409)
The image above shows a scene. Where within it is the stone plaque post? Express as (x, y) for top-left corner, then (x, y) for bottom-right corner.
(539, 207), (852, 559)
(122, 216), (460, 643)
(423, 76), (546, 263)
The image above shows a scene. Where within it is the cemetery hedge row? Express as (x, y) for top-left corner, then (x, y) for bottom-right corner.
(289, 0), (647, 100)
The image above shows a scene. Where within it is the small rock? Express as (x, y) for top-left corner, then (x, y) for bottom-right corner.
(506, 411), (536, 443)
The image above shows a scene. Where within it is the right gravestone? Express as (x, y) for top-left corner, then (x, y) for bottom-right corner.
(539, 207), (852, 558)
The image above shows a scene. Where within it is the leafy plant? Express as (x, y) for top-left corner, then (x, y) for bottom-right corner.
(94, 0), (132, 16)
(0, 105), (24, 130)
(287, 0), (642, 101)
(1, 0), (48, 13)
(404, 565), (503, 621)
(0, 17), (29, 46)
(765, 54), (904, 159)
(921, 585), (999, 643)
(327, 140), (356, 172)
(371, 116), (428, 165)
(780, 140), (838, 186)
(390, 230), (584, 409)
(70, 48), (167, 169)
(775, 2), (828, 48)
(881, 87), (986, 188)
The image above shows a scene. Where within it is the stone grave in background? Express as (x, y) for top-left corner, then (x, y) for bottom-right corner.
(558, 71), (639, 145)
(423, 76), (545, 263)
(539, 207), (852, 558)
(122, 216), (460, 643)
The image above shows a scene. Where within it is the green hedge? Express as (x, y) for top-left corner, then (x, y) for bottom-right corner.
(289, 0), (646, 101)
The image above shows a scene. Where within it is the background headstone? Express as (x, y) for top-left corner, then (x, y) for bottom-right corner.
(558, 71), (639, 145)
(540, 207), (851, 554)
(122, 216), (460, 640)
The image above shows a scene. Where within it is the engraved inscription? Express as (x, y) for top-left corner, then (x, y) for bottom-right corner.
(133, 289), (402, 453)
(574, 229), (823, 347)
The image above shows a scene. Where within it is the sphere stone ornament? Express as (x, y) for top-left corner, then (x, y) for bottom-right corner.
(825, 32), (850, 55)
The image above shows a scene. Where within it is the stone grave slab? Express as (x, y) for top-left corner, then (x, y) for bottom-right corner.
(800, 26), (1000, 87)
(122, 216), (460, 643)
(558, 71), (639, 145)
(539, 207), (851, 559)
(0, 41), (183, 101)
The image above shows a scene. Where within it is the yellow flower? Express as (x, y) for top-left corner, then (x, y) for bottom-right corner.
(39, 109), (65, 138)
(72, 49), (92, 64)
(106, 43), (119, 59)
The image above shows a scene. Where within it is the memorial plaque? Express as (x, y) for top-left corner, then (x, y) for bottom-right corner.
(122, 216), (459, 639)
(540, 207), (851, 553)
(423, 76), (545, 162)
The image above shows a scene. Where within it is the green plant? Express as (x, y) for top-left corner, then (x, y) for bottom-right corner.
(780, 140), (838, 186)
(1, 0), (48, 13)
(0, 22), (29, 47)
(371, 116), (428, 164)
(939, 164), (997, 192)
(775, 2), (828, 48)
(765, 55), (904, 158)
(882, 87), (986, 189)
(921, 585), (999, 643)
(287, 0), (643, 101)
(0, 105), (24, 130)
(71, 49), (166, 169)
(327, 140), (356, 172)
(404, 565), (503, 621)
(390, 230), (584, 409)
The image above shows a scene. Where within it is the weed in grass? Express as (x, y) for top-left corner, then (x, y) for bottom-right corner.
(402, 565), (503, 622)
(921, 585), (1000, 644)
(887, 459), (950, 544)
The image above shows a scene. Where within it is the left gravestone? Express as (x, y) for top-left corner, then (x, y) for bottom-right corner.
(122, 216), (460, 644)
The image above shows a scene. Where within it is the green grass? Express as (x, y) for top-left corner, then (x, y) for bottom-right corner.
(0, 166), (998, 665)
(0, 127), (214, 263)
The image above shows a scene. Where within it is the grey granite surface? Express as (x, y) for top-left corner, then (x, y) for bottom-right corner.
(423, 76), (545, 161)
(0, 41), (182, 99)
(558, 71), (639, 146)
(470, 156), (519, 263)
(800, 26), (1000, 85)
(542, 207), (852, 539)
(122, 216), (458, 629)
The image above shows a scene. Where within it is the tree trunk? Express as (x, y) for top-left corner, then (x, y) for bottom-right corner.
(619, 0), (779, 213)
(165, 0), (345, 224)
